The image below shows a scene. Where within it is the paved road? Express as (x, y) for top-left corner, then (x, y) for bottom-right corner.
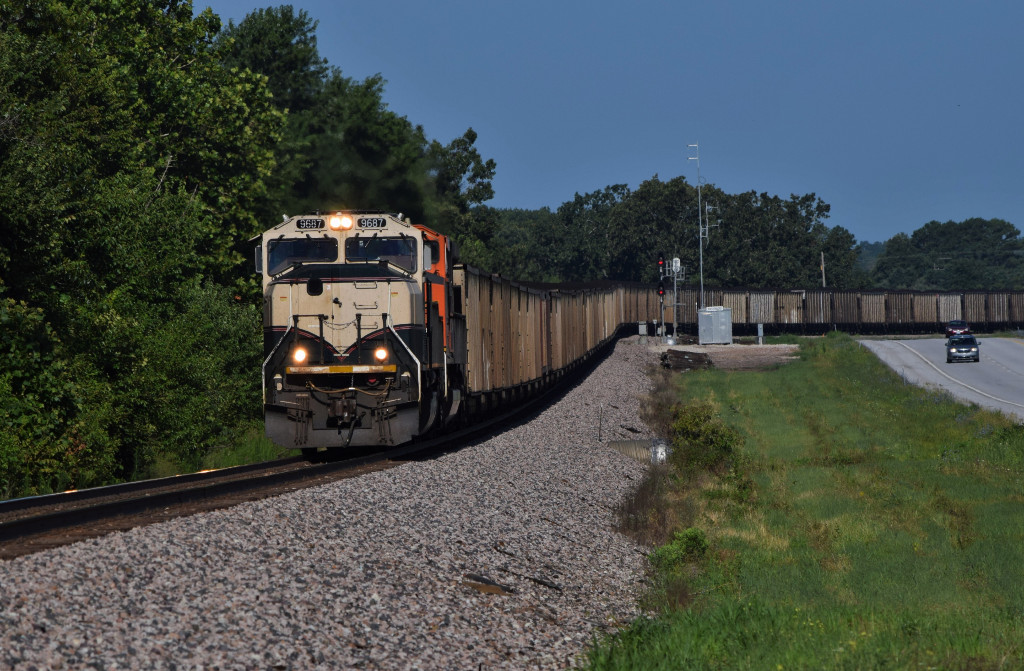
(860, 337), (1024, 422)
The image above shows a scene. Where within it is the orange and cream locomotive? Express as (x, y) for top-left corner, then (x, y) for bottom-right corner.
(257, 210), (660, 454)
(257, 211), (462, 452)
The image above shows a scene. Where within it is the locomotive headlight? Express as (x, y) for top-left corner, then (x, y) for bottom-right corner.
(373, 346), (389, 363)
(329, 215), (354, 231)
(292, 347), (308, 364)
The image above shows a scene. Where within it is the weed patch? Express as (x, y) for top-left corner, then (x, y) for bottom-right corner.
(668, 399), (744, 476)
(614, 463), (675, 547)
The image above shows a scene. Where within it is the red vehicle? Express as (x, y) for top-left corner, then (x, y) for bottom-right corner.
(945, 320), (970, 338)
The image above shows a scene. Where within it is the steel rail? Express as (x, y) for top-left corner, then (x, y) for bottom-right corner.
(0, 327), (624, 550)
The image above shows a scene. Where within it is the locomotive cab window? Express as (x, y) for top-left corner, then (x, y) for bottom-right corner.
(345, 236), (417, 273)
(267, 238), (338, 276)
(424, 240), (440, 273)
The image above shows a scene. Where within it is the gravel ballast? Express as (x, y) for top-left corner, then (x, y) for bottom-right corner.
(1, 336), (661, 670)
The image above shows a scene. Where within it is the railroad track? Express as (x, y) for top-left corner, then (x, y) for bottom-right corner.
(0, 451), (409, 561)
(0, 333), (620, 561)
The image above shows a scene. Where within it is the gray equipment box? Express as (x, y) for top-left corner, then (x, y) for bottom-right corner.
(698, 306), (732, 345)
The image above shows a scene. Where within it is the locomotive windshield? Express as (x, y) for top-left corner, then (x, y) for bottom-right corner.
(267, 238), (338, 276)
(345, 236), (417, 272)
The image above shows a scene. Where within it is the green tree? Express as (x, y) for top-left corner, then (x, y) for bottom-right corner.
(704, 191), (857, 288)
(606, 177), (695, 283)
(870, 218), (1024, 290)
(215, 5), (497, 238)
(557, 185), (630, 281)
(0, 0), (281, 490)
(215, 5), (327, 233)
(489, 207), (563, 281)
(428, 128), (498, 262)
(0, 299), (117, 497)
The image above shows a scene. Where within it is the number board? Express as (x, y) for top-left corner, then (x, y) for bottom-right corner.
(358, 217), (387, 229)
(296, 218), (325, 230)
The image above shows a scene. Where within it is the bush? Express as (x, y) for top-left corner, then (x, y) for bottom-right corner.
(0, 299), (119, 497)
(650, 527), (709, 572)
(135, 280), (263, 471)
(668, 399), (744, 475)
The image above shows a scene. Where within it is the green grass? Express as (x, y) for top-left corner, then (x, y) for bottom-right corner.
(589, 331), (1024, 669)
(146, 421), (290, 477)
(200, 422), (291, 470)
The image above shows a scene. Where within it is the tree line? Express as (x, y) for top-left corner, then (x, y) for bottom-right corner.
(1, 1), (1019, 499)
(0, 1), (495, 497)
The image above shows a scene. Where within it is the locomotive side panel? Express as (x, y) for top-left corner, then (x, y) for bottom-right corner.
(859, 293), (886, 324)
(704, 290), (724, 313)
(831, 291), (859, 325)
(721, 291), (748, 324)
(455, 266), (488, 393)
(776, 291), (804, 325)
(1010, 293), (1024, 323)
(987, 292), (1009, 325)
(749, 291), (775, 325)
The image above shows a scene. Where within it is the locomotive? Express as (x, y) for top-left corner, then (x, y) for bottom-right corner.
(257, 210), (661, 454)
(257, 211), (461, 452)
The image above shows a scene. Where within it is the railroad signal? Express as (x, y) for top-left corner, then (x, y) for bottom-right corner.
(657, 252), (665, 274)
(657, 282), (665, 297)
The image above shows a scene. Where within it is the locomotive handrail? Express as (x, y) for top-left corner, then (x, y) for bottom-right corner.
(384, 278), (424, 403)
(386, 313), (422, 402)
(261, 320), (295, 404)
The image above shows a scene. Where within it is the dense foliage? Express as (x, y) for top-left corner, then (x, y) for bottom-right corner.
(0, 1), (1017, 498)
(0, 0), (501, 497)
(214, 6), (496, 241)
(866, 218), (1024, 290)
(474, 179), (863, 287)
(0, 0), (280, 496)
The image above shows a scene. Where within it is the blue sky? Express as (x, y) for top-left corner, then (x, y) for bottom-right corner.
(198, 0), (1023, 244)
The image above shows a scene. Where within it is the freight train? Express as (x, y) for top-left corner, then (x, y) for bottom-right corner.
(256, 211), (659, 454)
(663, 288), (1024, 335)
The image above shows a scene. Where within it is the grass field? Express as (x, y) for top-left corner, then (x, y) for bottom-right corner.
(587, 332), (1024, 670)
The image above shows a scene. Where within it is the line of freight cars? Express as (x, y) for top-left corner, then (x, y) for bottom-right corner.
(660, 288), (1024, 335)
(258, 210), (662, 452)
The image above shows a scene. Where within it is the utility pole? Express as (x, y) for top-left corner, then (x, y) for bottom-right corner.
(688, 143), (705, 309)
